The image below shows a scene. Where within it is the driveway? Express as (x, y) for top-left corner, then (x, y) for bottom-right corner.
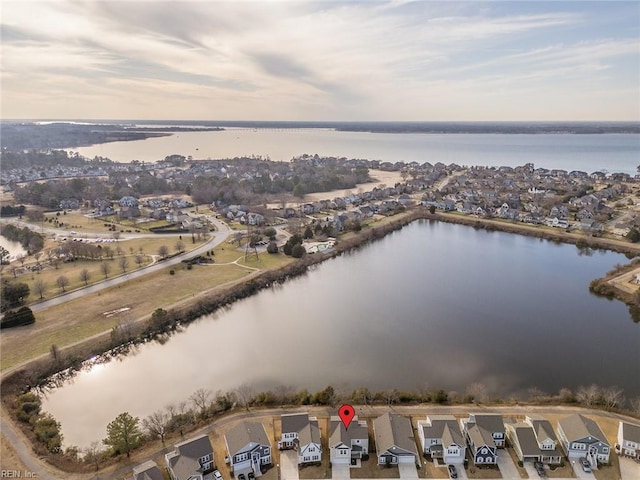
(496, 450), (520, 479)
(619, 456), (640, 480)
(398, 463), (418, 480)
(280, 450), (299, 480)
(331, 463), (350, 480)
(568, 459), (595, 479)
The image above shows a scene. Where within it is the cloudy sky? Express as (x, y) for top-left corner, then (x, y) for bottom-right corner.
(1, 0), (638, 121)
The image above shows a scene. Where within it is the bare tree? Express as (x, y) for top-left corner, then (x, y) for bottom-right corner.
(384, 389), (398, 406)
(175, 240), (185, 253)
(100, 262), (111, 279)
(9, 265), (17, 278)
(527, 387), (547, 402)
(142, 410), (170, 445)
(466, 382), (489, 403)
(79, 268), (91, 286)
(116, 245), (124, 256)
(189, 388), (212, 418)
(118, 256), (129, 273)
(630, 397), (640, 415)
(56, 275), (70, 292)
(158, 245), (169, 259)
(50, 344), (61, 364)
(576, 384), (602, 407)
(16, 254), (26, 267)
(34, 279), (47, 299)
(134, 254), (144, 267)
(557, 388), (575, 403)
(83, 441), (103, 471)
(112, 231), (120, 242)
(602, 386), (624, 410)
(236, 383), (255, 412)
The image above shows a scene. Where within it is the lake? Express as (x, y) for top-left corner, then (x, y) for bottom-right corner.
(72, 128), (640, 174)
(40, 220), (640, 448)
(0, 236), (28, 261)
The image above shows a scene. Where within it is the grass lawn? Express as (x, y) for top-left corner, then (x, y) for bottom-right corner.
(0, 262), (252, 370)
(420, 458), (449, 479)
(350, 460), (400, 478)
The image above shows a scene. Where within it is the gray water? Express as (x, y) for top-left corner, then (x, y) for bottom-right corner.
(41, 221), (640, 448)
(72, 129), (640, 174)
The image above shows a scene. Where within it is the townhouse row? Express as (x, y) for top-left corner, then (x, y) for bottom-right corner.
(130, 412), (640, 480)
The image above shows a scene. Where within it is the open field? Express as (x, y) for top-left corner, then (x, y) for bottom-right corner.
(0, 247), (293, 371)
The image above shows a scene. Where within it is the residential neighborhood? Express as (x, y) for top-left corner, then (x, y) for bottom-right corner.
(130, 410), (640, 480)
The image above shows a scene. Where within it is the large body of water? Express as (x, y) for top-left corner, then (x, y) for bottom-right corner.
(72, 129), (640, 174)
(41, 221), (639, 448)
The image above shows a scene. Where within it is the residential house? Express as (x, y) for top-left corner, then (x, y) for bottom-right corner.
(557, 414), (610, 468)
(460, 414), (505, 466)
(373, 413), (420, 466)
(225, 422), (272, 479)
(328, 416), (369, 467)
(165, 434), (215, 480)
(279, 413), (322, 466)
(505, 416), (562, 465)
(417, 415), (465, 465)
(617, 421), (640, 458)
(133, 460), (164, 480)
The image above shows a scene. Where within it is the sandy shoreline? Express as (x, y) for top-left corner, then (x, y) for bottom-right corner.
(303, 169), (404, 202)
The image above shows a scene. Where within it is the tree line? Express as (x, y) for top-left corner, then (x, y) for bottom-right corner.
(1, 224), (45, 253)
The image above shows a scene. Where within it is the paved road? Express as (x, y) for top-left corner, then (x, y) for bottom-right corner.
(27, 218), (232, 313)
(3, 405), (638, 480)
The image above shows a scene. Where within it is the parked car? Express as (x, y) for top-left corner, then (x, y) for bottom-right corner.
(534, 461), (546, 477)
(447, 464), (458, 479)
(580, 457), (591, 472)
(213, 470), (223, 480)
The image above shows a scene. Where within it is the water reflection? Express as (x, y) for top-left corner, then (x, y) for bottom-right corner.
(41, 221), (639, 448)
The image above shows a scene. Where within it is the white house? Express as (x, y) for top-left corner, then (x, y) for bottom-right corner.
(165, 434), (215, 480)
(617, 421), (640, 458)
(417, 415), (465, 465)
(557, 414), (610, 468)
(328, 416), (369, 467)
(224, 422), (272, 480)
(279, 413), (322, 465)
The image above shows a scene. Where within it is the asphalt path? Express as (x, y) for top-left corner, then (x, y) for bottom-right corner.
(17, 217), (234, 313)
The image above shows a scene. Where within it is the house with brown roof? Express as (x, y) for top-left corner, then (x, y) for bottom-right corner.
(557, 414), (610, 468)
(133, 460), (164, 480)
(279, 413), (322, 465)
(373, 413), (420, 466)
(165, 434), (215, 480)
(417, 415), (465, 465)
(329, 415), (369, 467)
(224, 422), (272, 480)
(617, 421), (640, 458)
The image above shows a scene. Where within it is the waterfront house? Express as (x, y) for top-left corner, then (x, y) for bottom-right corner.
(463, 414), (505, 447)
(417, 415), (465, 465)
(505, 416), (562, 465)
(279, 413), (322, 465)
(133, 460), (164, 480)
(617, 421), (640, 458)
(165, 434), (215, 480)
(373, 413), (420, 466)
(225, 422), (272, 479)
(557, 414), (610, 468)
(329, 415), (369, 467)
(460, 417), (497, 465)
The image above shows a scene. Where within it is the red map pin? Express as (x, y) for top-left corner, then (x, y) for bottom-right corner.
(338, 404), (355, 430)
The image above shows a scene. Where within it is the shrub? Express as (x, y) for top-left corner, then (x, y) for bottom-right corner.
(1, 307), (36, 329)
(291, 244), (306, 258)
(266, 241), (279, 254)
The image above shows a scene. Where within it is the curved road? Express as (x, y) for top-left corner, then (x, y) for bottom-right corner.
(2, 217), (235, 313)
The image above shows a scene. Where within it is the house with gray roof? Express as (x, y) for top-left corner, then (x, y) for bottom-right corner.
(417, 415), (465, 465)
(133, 460), (164, 480)
(329, 416), (369, 467)
(165, 434), (215, 480)
(557, 414), (610, 468)
(464, 414), (505, 447)
(224, 422), (272, 479)
(460, 415), (498, 465)
(505, 416), (562, 465)
(617, 421), (640, 458)
(279, 413), (322, 465)
(373, 413), (420, 466)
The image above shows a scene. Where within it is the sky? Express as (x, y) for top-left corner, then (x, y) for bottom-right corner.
(1, 0), (639, 121)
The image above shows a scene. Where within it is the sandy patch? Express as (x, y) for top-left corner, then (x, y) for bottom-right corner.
(303, 169), (403, 202)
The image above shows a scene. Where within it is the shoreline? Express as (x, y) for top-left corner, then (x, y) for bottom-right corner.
(4, 206), (640, 389)
(2, 207), (640, 474)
